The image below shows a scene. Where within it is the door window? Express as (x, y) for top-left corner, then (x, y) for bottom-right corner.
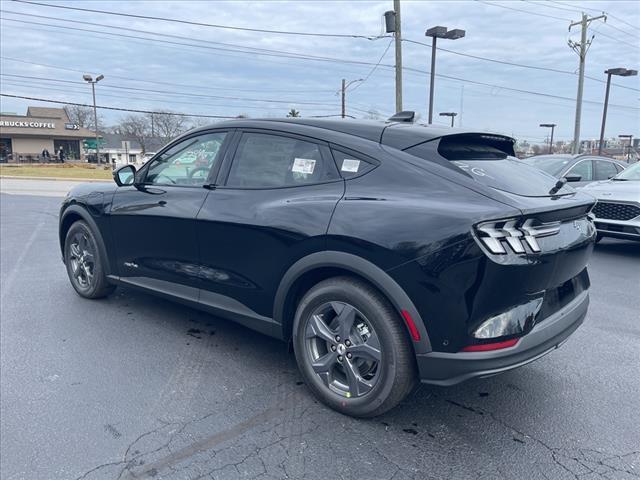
(566, 160), (592, 182)
(226, 133), (338, 188)
(145, 132), (227, 186)
(594, 160), (618, 180)
(331, 148), (376, 178)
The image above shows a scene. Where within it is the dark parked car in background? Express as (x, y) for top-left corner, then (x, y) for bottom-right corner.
(59, 116), (596, 417)
(525, 154), (626, 188)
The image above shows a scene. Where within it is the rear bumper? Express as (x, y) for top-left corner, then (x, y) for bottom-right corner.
(416, 290), (589, 386)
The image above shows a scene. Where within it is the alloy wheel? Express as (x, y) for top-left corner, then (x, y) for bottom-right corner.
(304, 301), (382, 398)
(68, 232), (95, 289)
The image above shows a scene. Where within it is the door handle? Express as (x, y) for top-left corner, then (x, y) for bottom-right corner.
(158, 200), (167, 206)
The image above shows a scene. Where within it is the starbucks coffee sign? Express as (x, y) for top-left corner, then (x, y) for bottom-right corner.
(0, 120), (56, 128)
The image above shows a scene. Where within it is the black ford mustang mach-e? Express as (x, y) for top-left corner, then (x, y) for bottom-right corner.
(59, 115), (596, 417)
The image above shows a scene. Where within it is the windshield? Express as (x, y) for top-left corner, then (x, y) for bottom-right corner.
(613, 162), (640, 180)
(526, 156), (572, 176)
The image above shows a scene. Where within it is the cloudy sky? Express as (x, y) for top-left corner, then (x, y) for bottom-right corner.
(0, 0), (638, 144)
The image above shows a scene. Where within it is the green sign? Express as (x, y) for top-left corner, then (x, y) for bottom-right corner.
(83, 138), (106, 149)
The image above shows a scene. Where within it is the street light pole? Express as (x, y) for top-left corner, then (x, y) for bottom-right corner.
(439, 112), (457, 127)
(539, 123), (557, 154)
(339, 78), (363, 119)
(429, 38), (437, 125)
(83, 74), (104, 163)
(598, 68), (638, 155)
(425, 26), (465, 124)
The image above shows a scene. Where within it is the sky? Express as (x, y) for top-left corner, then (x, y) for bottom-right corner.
(0, 0), (638, 145)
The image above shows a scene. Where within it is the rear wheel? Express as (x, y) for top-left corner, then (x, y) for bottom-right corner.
(293, 277), (416, 417)
(64, 221), (115, 299)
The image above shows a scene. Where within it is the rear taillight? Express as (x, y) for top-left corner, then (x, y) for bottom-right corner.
(476, 218), (560, 254)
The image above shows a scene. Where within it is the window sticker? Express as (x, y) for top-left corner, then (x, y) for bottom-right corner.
(292, 158), (316, 174)
(341, 159), (360, 173)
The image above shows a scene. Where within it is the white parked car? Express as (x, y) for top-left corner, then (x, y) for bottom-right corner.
(583, 162), (640, 242)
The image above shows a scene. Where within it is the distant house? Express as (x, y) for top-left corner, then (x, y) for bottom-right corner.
(101, 133), (166, 166)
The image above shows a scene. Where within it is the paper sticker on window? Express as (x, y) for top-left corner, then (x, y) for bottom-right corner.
(292, 158), (316, 174)
(341, 159), (360, 173)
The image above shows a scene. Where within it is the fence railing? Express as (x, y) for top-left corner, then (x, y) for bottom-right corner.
(0, 153), (82, 163)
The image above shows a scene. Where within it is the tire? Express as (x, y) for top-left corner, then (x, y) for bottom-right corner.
(293, 276), (417, 417)
(64, 220), (115, 299)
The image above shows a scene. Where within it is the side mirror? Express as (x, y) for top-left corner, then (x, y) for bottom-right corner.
(564, 173), (582, 182)
(114, 164), (136, 186)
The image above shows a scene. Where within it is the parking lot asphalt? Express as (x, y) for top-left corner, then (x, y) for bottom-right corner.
(1, 185), (639, 480)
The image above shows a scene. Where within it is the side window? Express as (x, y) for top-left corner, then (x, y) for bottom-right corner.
(567, 160), (592, 182)
(226, 133), (338, 188)
(145, 132), (227, 186)
(594, 160), (618, 180)
(331, 149), (376, 179)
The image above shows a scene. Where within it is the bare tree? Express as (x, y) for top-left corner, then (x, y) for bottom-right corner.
(148, 112), (190, 143)
(64, 104), (103, 131)
(117, 114), (151, 154)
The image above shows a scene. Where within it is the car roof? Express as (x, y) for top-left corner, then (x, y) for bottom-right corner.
(188, 118), (514, 150)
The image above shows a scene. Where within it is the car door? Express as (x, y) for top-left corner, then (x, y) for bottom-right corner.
(594, 159), (619, 181)
(564, 159), (593, 188)
(109, 130), (230, 297)
(196, 130), (344, 333)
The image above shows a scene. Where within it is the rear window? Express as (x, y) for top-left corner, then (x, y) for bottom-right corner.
(404, 134), (573, 198)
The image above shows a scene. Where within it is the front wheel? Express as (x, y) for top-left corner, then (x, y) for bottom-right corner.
(293, 277), (417, 417)
(64, 221), (115, 299)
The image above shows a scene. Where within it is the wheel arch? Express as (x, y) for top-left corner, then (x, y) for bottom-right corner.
(59, 205), (112, 276)
(274, 251), (432, 354)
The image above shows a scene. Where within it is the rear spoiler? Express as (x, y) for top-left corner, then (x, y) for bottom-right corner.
(387, 111), (415, 123)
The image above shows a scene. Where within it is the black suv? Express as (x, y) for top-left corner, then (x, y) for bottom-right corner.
(59, 116), (595, 417)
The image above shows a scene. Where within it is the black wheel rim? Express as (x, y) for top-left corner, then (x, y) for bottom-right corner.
(304, 301), (382, 399)
(68, 231), (95, 289)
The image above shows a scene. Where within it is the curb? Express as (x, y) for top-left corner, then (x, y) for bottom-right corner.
(0, 175), (111, 183)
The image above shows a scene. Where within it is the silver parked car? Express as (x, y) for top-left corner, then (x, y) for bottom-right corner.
(582, 162), (640, 242)
(525, 154), (627, 188)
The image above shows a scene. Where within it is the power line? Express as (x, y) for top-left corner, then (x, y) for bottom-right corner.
(0, 93), (236, 118)
(11, 0), (387, 40)
(3, 54), (637, 113)
(476, 0), (570, 21)
(589, 27), (639, 50)
(349, 38), (394, 92)
(402, 38), (638, 92)
(7, 8), (636, 98)
(549, 1), (639, 31)
(0, 9), (375, 80)
(0, 73), (340, 106)
(0, 79), (343, 113)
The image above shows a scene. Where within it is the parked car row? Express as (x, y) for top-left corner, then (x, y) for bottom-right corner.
(524, 154), (639, 242)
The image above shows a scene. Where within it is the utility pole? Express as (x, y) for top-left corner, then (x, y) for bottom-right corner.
(568, 12), (606, 155)
(393, 0), (402, 113)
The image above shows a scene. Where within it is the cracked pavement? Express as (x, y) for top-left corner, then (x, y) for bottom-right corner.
(1, 189), (639, 480)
